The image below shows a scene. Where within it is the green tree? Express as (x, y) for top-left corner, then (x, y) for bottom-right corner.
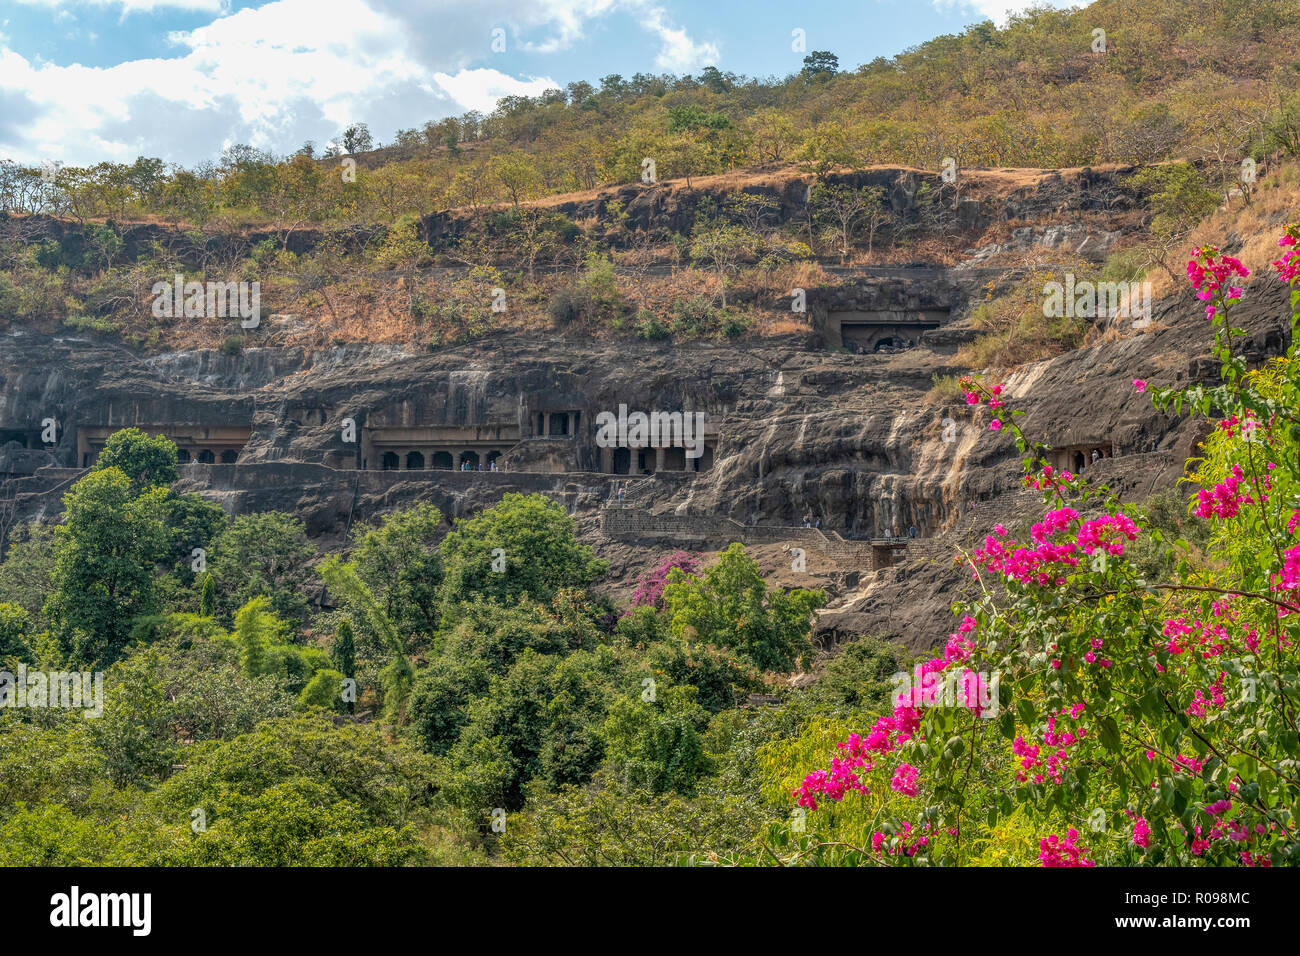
(319, 556), (411, 722)
(662, 542), (824, 673)
(341, 123), (373, 154)
(158, 491), (228, 585)
(0, 603), (34, 667)
(0, 524), (59, 619)
(88, 634), (292, 787)
(332, 619), (355, 677)
(601, 684), (710, 795)
(199, 573), (216, 617)
(233, 596), (284, 677)
(208, 512), (316, 628)
(351, 503), (444, 640)
(490, 152), (541, 208)
(407, 653), (491, 755)
(442, 645), (619, 813)
(811, 182), (887, 261)
(796, 122), (856, 179)
(437, 493), (606, 616)
(801, 51), (840, 78)
(94, 428), (179, 494)
(45, 469), (165, 667)
(132, 715), (438, 865)
(1128, 163), (1220, 279)
(688, 202), (760, 309)
(298, 668), (345, 711)
(503, 780), (758, 866)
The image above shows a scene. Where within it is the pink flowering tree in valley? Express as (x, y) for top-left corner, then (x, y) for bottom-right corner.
(777, 225), (1300, 867)
(628, 550), (702, 612)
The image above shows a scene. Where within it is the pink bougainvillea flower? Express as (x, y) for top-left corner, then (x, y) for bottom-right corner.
(1039, 829), (1095, 867)
(1133, 379), (1146, 393)
(890, 763), (920, 797)
(1132, 817), (1151, 848)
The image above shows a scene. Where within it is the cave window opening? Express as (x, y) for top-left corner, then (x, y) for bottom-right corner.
(381, 452), (399, 470)
(197, 449), (216, 464)
(220, 450), (238, 464)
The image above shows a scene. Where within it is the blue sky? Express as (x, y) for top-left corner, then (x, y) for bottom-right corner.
(0, 0), (1079, 167)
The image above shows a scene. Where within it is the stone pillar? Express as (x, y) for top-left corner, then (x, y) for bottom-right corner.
(654, 447), (665, 473)
(600, 446), (612, 473)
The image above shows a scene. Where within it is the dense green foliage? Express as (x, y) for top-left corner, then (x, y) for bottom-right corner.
(0, 471), (836, 864)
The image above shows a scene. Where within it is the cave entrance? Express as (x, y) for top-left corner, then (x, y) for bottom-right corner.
(612, 448), (631, 474)
(406, 451), (425, 470)
(432, 451), (454, 470)
(77, 425), (253, 469)
(1055, 441), (1114, 474)
(837, 318), (941, 353)
(0, 428), (38, 449)
(459, 451), (480, 470)
(382, 452), (400, 470)
(689, 442), (716, 472)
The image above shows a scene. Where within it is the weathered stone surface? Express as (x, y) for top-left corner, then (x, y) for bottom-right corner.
(1, 165), (1290, 659)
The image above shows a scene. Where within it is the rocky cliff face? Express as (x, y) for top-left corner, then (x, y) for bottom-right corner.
(2, 165), (1288, 657)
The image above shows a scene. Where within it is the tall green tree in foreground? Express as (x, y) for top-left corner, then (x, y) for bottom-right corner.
(45, 468), (165, 667)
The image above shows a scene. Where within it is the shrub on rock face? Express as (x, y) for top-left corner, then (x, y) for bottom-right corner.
(790, 226), (1300, 867)
(635, 311), (669, 340)
(548, 286), (586, 326)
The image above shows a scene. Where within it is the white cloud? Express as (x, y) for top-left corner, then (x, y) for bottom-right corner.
(431, 68), (557, 115)
(13, 0), (229, 14)
(637, 4), (718, 72)
(929, 0), (1077, 26)
(0, 0), (719, 166)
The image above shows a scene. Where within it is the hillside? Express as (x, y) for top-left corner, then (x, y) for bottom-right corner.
(4, 0), (1300, 875)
